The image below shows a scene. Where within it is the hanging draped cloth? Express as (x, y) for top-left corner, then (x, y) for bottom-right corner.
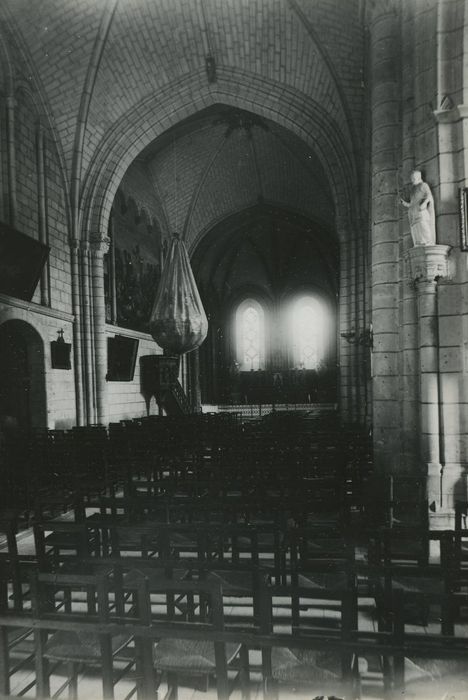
(149, 235), (208, 355)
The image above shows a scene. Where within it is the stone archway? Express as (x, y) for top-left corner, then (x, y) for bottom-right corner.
(77, 78), (362, 425)
(0, 319), (47, 430)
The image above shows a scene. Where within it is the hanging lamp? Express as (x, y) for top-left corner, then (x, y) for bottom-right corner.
(149, 234), (208, 355)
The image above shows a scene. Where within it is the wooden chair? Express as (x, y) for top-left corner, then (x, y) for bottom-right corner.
(260, 582), (359, 700)
(0, 519), (22, 612)
(288, 527), (356, 579)
(29, 568), (151, 699)
(149, 577), (250, 700)
(0, 558), (37, 696)
(186, 524), (268, 626)
(33, 521), (96, 568)
(389, 588), (468, 698)
(368, 528), (455, 624)
(453, 500), (468, 588)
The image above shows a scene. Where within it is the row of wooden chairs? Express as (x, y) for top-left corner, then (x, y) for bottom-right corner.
(0, 414), (370, 528)
(2, 558), (468, 700)
(2, 485), (468, 697)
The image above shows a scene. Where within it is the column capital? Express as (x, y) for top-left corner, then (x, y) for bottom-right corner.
(69, 237), (81, 251)
(89, 235), (110, 257)
(405, 244), (452, 285)
(69, 237), (91, 254)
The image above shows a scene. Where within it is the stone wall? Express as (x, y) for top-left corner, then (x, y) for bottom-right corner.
(0, 298), (76, 429)
(367, 0), (468, 517)
(105, 325), (160, 423)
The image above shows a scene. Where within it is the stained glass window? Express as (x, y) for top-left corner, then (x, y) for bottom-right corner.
(236, 299), (265, 370)
(291, 297), (325, 370)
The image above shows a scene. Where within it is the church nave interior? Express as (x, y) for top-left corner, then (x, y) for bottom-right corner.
(1, 0), (468, 698)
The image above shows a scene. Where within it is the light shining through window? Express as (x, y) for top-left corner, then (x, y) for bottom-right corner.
(235, 299), (265, 370)
(291, 297), (326, 369)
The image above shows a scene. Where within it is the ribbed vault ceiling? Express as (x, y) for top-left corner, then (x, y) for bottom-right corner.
(1, 0), (363, 216)
(191, 204), (338, 313)
(134, 106), (335, 249)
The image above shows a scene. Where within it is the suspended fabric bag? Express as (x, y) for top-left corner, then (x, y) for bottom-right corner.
(149, 236), (208, 355)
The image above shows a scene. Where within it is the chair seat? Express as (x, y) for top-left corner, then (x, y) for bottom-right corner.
(169, 533), (198, 549)
(86, 513), (128, 525)
(237, 533), (276, 549)
(390, 577), (444, 594)
(297, 572), (348, 592)
(44, 532), (85, 548)
(49, 511), (75, 523)
(405, 657), (468, 683)
(115, 527), (150, 549)
(154, 638), (241, 674)
(44, 629), (131, 664)
(8, 626), (31, 645)
(271, 647), (342, 683)
(123, 567), (187, 587)
(210, 570), (253, 593)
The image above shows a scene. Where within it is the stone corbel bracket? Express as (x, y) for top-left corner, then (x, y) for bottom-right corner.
(406, 244), (452, 284)
(432, 103), (468, 125)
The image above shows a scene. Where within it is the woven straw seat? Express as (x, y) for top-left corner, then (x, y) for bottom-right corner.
(44, 629), (132, 664)
(86, 513), (128, 525)
(168, 532), (198, 548)
(8, 626), (30, 644)
(271, 647), (342, 683)
(237, 533), (276, 548)
(297, 572), (348, 592)
(115, 527), (147, 548)
(154, 638), (241, 674)
(210, 570), (253, 593)
(405, 657), (468, 682)
(390, 576), (444, 594)
(50, 510), (75, 523)
(44, 531), (84, 548)
(123, 567), (187, 587)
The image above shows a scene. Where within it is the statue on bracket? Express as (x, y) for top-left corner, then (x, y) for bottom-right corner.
(400, 170), (436, 246)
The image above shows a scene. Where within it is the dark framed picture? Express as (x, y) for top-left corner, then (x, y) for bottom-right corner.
(107, 335), (139, 381)
(51, 340), (72, 370)
(0, 222), (50, 301)
(460, 187), (468, 251)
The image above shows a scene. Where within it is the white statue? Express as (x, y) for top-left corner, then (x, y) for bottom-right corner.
(400, 170), (436, 246)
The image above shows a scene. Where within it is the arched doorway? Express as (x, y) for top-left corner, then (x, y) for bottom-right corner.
(0, 320), (47, 431)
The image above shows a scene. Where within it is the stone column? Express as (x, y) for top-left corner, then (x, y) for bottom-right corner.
(81, 242), (95, 423)
(36, 123), (50, 306)
(108, 211), (117, 325)
(70, 238), (85, 425)
(369, 0), (401, 472)
(406, 244), (451, 511)
(5, 96), (17, 227)
(338, 236), (352, 421)
(90, 235), (110, 426)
